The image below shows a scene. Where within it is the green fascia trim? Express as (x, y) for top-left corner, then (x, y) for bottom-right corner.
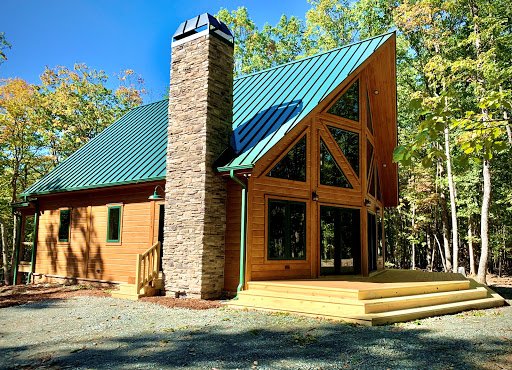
(11, 202), (30, 209)
(217, 164), (255, 172)
(19, 176), (166, 197)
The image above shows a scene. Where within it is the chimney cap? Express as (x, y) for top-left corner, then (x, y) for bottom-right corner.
(172, 13), (233, 47)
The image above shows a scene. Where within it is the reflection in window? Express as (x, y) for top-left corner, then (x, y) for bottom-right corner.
(320, 139), (352, 188)
(327, 80), (359, 121)
(267, 135), (306, 182)
(378, 215), (383, 257)
(58, 209), (70, 242)
(268, 199), (306, 260)
(327, 126), (359, 177)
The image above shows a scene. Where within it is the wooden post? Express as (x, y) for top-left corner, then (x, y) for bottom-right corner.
(135, 254), (142, 295)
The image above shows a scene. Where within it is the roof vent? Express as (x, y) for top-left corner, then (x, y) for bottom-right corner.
(172, 13), (233, 47)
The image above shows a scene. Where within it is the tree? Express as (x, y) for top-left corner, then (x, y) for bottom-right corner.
(0, 32), (11, 64)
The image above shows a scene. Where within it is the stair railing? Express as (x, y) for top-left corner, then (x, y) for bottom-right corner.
(135, 241), (161, 295)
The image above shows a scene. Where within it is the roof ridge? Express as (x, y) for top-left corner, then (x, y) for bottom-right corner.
(131, 98), (168, 110)
(234, 31), (394, 81)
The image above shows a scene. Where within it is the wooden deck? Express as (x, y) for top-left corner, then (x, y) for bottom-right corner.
(227, 270), (505, 326)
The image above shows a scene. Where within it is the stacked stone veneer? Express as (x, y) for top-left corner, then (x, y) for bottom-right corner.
(163, 33), (234, 299)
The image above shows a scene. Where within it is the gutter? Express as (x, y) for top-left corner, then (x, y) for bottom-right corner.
(229, 170), (247, 299)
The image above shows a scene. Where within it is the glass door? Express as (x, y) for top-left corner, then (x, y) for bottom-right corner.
(320, 205), (360, 275)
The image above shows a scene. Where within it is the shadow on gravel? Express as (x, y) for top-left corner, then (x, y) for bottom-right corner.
(1, 321), (508, 369)
(491, 286), (512, 301)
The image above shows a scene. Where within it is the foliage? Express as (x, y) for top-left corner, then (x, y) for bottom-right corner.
(0, 32), (11, 64)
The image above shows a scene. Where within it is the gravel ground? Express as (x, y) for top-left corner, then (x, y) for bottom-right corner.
(0, 287), (511, 369)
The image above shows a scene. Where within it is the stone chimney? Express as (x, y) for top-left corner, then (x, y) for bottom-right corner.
(163, 14), (234, 299)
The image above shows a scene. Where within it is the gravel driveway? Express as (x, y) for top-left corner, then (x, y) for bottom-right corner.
(1, 287), (511, 369)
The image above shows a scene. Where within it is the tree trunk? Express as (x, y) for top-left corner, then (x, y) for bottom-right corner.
(444, 124), (459, 273)
(0, 218), (10, 285)
(411, 203), (416, 270)
(434, 234), (448, 272)
(439, 191), (453, 271)
(427, 229), (434, 272)
(468, 216), (476, 276)
(10, 214), (18, 283)
(476, 158), (491, 284)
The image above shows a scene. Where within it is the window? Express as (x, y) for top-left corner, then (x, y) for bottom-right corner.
(320, 139), (352, 188)
(58, 209), (71, 242)
(327, 80), (359, 121)
(267, 135), (306, 182)
(268, 199), (306, 260)
(377, 215), (383, 257)
(327, 126), (359, 177)
(107, 206), (121, 243)
(367, 92), (373, 134)
(367, 139), (373, 178)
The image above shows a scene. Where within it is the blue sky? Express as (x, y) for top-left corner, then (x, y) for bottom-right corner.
(0, 0), (312, 103)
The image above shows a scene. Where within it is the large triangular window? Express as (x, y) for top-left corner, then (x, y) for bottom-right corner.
(367, 139), (374, 178)
(327, 80), (359, 122)
(267, 135), (306, 182)
(327, 126), (359, 177)
(320, 139), (352, 188)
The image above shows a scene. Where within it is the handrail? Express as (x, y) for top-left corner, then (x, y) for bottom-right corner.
(135, 241), (161, 295)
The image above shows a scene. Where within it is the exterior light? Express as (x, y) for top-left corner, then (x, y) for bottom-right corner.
(312, 191), (319, 201)
(149, 185), (164, 200)
(364, 199), (372, 207)
(382, 163), (387, 168)
(374, 90), (379, 95)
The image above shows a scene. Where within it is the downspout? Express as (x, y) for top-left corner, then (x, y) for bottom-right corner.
(27, 201), (39, 284)
(229, 170), (247, 299)
(12, 212), (22, 285)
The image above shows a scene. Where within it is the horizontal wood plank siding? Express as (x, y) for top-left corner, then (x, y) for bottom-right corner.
(34, 181), (165, 284)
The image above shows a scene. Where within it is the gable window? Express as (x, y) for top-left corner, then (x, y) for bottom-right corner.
(367, 139), (374, 178)
(327, 126), (359, 177)
(320, 139), (352, 188)
(327, 79), (359, 121)
(268, 199), (306, 260)
(107, 206), (122, 243)
(58, 209), (71, 242)
(367, 92), (373, 134)
(267, 135), (306, 182)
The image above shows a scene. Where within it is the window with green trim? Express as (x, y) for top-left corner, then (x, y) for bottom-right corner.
(107, 206), (121, 243)
(327, 126), (359, 177)
(327, 79), (359, 121)
(58, 209), (71, 242)
(320, 139), (352, 188)
(268, 199), (306, 260)
(267, 135), (306, 182)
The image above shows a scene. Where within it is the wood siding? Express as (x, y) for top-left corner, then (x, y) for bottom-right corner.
(33, 181), (165, 284)
(223, 179), (243, 292)
(243, 46), (394, 282)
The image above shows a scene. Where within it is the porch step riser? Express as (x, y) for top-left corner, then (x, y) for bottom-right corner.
(228, 296), (504, 326)
(238, 287), (489, 314)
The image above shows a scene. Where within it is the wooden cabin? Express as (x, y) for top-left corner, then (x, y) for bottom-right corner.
(13, 14), (503, 325)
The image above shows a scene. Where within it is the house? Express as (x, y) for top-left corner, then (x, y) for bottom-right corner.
(13, 14), (503, 325)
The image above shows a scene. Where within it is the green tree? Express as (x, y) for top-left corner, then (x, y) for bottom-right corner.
(0, 32), (11, 64)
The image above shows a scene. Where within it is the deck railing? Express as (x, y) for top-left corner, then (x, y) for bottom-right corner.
(135, 241), (160, 295)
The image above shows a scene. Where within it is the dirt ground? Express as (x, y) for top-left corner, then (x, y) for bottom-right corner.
(0, 273), (508, 310)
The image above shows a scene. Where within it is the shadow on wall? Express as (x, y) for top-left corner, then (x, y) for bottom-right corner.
(44, 206), (103, 282)
(230, 99), (303, 156)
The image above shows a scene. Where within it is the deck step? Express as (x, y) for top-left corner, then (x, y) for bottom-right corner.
(236, 287), (489, 315)
(247, 280), (470, 300)
(111, 282), (159, 300)
(228, 295), (504, 326)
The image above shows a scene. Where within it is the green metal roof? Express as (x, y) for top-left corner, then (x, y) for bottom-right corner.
(219, 32), (394, 170)
(22, 33), (393, 196)
(21, 100), (168, 196)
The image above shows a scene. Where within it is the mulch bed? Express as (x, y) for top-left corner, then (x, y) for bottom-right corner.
(0, 283), (222, 310)
(0, 284), (110, 308)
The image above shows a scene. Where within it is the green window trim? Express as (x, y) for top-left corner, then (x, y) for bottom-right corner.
(58, 209), (71, 242)
(107, 206), (122, 243)
(267, 198), (307, 260)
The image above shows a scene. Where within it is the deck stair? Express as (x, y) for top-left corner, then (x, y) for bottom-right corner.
(112, 241), (163, 300)
(227, 271), (505, 325)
